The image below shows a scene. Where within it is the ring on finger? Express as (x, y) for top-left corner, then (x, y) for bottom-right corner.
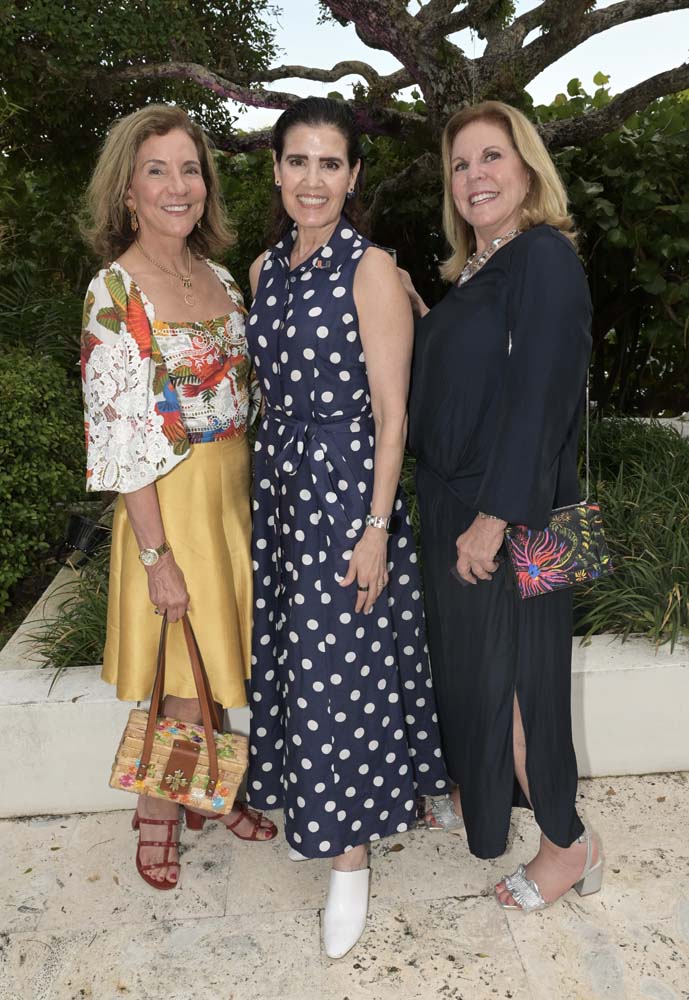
(357, 584), (370, 593)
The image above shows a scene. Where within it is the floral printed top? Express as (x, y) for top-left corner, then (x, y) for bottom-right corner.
(81, 260), (259, 493)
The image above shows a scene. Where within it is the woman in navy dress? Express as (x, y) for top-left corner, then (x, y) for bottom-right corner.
(245, 98), (448, 958)
(404, 101), (603, 912)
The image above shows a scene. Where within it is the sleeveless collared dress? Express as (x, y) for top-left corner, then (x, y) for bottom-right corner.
(245, 216), (448, 857)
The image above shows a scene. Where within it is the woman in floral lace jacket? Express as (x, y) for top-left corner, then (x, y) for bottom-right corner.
(81, 104), (275, 891)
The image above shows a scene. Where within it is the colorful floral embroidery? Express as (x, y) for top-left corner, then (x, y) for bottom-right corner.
(81, 260), (257, 492)
(505, 503), (613, 599)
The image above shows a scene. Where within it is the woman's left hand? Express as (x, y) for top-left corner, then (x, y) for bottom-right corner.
(339, 528), (390, 613)
(455, 515), (507, 584)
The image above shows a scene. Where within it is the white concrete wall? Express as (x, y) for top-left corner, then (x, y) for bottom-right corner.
(0, 665), (250, 818)
(0, 636), (686, 818)
(571, 636), (689, 777)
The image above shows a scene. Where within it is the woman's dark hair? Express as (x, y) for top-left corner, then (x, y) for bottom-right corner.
(267, 97), (366, 243)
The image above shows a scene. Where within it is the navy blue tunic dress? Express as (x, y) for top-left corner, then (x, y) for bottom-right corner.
(408, 226), (592, 859)
(245, 216), (448, 857)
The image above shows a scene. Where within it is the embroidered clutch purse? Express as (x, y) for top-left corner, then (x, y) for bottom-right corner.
(504, 502), (613, 599)
(503, 376), (614, 600)
(109, 614), (248, 814)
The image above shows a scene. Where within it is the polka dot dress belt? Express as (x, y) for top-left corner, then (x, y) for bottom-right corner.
(265, 409), (372, 528)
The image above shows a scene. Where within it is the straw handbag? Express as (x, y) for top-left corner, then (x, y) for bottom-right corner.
(109, 614), (248, 815)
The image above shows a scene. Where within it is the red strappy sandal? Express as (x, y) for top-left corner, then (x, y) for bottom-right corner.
(132, 811), (181, 890)
(184, 802), (278, 841)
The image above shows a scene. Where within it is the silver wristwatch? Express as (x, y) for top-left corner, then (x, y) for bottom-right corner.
(365, 513), (392, 532)
(138, 541), (171, 566)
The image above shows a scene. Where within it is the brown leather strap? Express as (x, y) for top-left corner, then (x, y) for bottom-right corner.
(136, 614), (222, 796)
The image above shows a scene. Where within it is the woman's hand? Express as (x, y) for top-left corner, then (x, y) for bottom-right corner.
(146, 552), (190, 621)
(455, 515), (507, 584)
(397, 267), (429, 319)
(339, 528), (390, 614)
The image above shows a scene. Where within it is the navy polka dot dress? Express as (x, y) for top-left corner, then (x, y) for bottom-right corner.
(245, 216), (448, 857)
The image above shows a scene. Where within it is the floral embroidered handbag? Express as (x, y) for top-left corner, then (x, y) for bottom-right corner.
(503, 382), (614, 599)
(109, 614), (248, 814)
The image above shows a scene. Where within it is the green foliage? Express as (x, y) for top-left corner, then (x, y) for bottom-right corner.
(537, 85), (689, 415)
(219, 149), (276, 299)
(574, 420), (689, 647)
(28, 545), (109, 675)
(1, 0), (280, 166)
(0, 0), (282, 369)
(32, 422), (689, 668)
(0, 264), (82, 365)
(0, 347), (86, 612)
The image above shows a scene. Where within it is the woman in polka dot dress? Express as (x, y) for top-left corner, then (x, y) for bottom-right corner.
(245, 98), (448, 959)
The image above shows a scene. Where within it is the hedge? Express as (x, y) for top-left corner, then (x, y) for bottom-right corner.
(0, 347), (85, 612)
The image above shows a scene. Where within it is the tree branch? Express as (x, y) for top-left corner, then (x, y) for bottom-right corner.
(260, 60), (382, 86)
(212, 128), (274, 154)
(117, 62), (302, 111)
(116, 60), (426, 151)
(324, 1), (422, 67)
(541, 61), (689, 148)
(521, 0), (689, 84)
(258, 60), (412, 92)
(445, 0), (508, 34)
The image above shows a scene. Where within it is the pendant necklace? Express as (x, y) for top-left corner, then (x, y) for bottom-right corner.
(458, 229), (520, 286)
(136, 241), (196, 305)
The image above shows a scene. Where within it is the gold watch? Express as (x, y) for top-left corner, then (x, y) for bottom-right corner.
(138, 541), (170, 567)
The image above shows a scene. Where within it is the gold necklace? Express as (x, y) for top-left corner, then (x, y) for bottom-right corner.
(136, 241), (196, 305)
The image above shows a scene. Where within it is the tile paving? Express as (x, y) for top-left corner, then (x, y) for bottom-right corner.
(1, 773), (688, 1000)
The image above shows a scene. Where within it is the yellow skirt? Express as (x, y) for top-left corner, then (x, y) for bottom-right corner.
(102, 434), (252, 708)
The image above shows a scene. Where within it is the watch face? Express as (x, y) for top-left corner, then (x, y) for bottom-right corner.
(139, 549), (158, 566)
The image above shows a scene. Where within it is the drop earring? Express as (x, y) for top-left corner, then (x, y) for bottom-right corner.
(346, 189), (354, 201)
(130, 209), (139, 232)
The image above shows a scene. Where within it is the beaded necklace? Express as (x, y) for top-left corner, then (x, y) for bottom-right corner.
(458, 229), (520, 286)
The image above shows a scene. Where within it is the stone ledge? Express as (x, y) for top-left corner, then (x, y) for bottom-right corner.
(0, 636), (686, 818)
(0, 665), (249, 819)
(0, 565), (80, 672)
(571, 636), (689, 777)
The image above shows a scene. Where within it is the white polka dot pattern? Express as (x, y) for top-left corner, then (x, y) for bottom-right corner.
(244, 216), (448, 858)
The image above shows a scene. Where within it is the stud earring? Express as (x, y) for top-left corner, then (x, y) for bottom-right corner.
(130, 209), (139, 232)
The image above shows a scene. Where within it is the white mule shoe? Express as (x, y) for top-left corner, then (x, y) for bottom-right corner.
(323, 867), (370, 959)
(288, 847), (308, 862)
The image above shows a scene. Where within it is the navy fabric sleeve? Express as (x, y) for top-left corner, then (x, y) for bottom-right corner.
(475, 230), (592, 529)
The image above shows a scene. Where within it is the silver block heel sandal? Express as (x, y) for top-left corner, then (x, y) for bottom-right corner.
(424, 795), (464, 834)
(499, 828), (603, 913)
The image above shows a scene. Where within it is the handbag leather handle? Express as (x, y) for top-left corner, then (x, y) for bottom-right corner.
(136, 614), (223, 798)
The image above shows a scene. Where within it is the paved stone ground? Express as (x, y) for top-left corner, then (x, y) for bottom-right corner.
(1, 773), (688, 1000)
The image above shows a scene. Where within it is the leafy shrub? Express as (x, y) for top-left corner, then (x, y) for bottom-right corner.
(29, 545), (109, 675)
(0, 347), (86, 612)
(29, 421), (689, 669)
(575, 420), (689, 646)
(0, 265), (83, 366)
(405, 420), (689, 646)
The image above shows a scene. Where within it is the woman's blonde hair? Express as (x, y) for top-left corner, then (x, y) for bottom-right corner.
(440, 100), (575, 282)
(82, 104), (235, 263)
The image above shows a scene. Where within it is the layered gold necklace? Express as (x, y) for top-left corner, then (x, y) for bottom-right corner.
(136, 241), (196, 306)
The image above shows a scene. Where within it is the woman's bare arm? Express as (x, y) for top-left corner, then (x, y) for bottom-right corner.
(339, 248), (413, 614)
(123, 484), (189, 622)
